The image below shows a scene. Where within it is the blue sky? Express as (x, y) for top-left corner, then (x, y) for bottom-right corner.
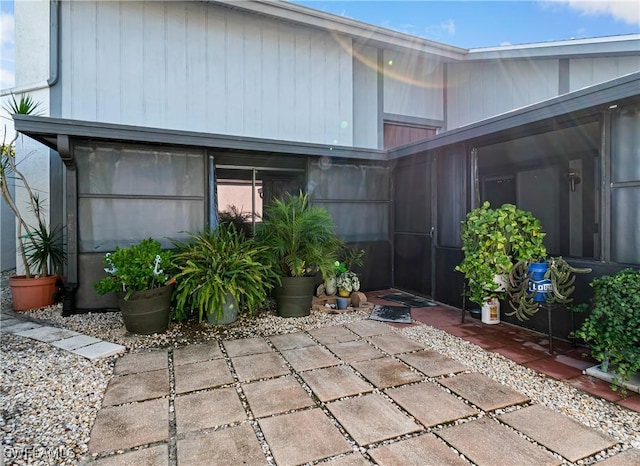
(1, 1), (639, 89)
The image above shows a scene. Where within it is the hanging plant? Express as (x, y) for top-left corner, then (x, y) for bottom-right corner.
(506, 257), (591, 321)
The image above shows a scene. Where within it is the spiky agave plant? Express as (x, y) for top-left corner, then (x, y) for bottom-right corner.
(1, 93), (63, 277)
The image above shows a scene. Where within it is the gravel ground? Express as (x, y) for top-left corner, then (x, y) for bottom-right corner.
(2, 269), (639, 465)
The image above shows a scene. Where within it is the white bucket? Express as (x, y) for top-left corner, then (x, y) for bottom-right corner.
(481, 297), (500, 325)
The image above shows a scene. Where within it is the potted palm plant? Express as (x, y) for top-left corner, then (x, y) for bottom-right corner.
(455, 202), (547, 323)
(93, 238), (174, 335)
(170, 224), (278, 324)
(255, 191), (343, 317)
(1, 94), (66, 311)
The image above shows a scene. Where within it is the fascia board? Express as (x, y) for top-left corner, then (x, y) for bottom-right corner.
(12, 116), (388, 162)
(209, 0), (468, 60)
(466, 34), (640, 61)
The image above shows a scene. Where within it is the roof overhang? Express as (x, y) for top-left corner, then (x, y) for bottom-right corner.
(388, 71), (640, 159)
(12, 116), (388, 162)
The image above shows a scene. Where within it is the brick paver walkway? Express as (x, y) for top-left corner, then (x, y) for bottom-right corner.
(86, 321), (632, 465)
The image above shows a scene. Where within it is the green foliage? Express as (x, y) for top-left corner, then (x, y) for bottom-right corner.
(573, 269), (640, 391)
(93, 239), (174, 299)
(1, 93), (62, 278)
(171, 225), (278, 323)
(218, 205), (254, 238)
(255, 191), (344, 278)
(456, 202), (547, 306)
(506, 257), (591, 321)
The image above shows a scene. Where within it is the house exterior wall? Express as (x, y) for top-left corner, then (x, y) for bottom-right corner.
(569, 56), (640, 91)
(446, 59), (560, 129)
(57, 0), (356, 146)
(383, 50), (445, 122)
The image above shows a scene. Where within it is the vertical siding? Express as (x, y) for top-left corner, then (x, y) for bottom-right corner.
(58, 1), (354, 146)
(570, 56), (640, 91)
(446, 59), (559, 129)
(352, 44), (379, 148)
(383, 50), (444, 121)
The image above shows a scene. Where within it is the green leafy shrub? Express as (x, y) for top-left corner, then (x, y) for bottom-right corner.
(93, 238), (173, 299)
(573, 268), (640, 390)
(171, 225), (278, 322)
(456, 202), (547, 306)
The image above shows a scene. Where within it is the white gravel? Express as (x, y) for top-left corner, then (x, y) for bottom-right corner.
(2, 269), (639, 464)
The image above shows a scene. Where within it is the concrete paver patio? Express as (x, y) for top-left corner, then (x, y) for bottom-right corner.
(87, 321), (633, 465)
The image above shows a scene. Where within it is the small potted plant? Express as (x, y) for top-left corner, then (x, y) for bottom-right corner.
(456, 202), (547, 323)
(572, 268), (640, 392)
(255, 191), (343, 317)
(2, 94), (66, 311)
(170, 224), (278, 324)
(93, 238), (174, 335)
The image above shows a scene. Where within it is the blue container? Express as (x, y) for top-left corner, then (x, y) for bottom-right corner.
(528, 262), (552, 302)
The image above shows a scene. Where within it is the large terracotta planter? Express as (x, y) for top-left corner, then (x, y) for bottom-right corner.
(274, 276), (317, 317)
(9, 275), (59, 311)
(116, 283), (174, 335)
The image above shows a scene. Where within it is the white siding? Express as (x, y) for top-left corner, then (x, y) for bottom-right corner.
(353, 44), (379, 148)
(58, 1), (354, 146)
(383, 50), (444, 121)
(446, 59), (559, 129)
(570, 56), (640, 91)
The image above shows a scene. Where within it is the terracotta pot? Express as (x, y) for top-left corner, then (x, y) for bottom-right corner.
(9, 275), (59, 311)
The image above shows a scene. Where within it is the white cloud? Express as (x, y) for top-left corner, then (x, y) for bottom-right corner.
(424, 19), (456, 39)
(1, 12), (14, 47)
(545, 1), (640, 25)
(441, 19), (456, 35)
(0, 68), (14, 90)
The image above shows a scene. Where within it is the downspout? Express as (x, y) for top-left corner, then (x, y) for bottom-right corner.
(57, 134), (77, 316)
(0, 0), (60, 96)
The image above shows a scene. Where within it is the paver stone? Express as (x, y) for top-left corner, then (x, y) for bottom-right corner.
(280, 345), (340, 372)
(398, 350), (468, 377)
(2, 322), (41, 333)
(308, 325), (359, 344)
(327, 340), (385, 363)
(14, 326), (80, 342)
(113, 349), (168, 375)
(71, 341), (126, 360)
(437, 417), (561, 466)
(223, 337), (271, 357)
(322, 453), (372, 466)
(177, 423), (266, 466)
(439, 372), (529, 411)
(175, 387), (246, 434)
(91, 444), (167, 466)
(327, 393), (421, 446)
(597, 448), (640, 466)
(174, 358), (233, 393)
(51, 334), (102, 351)
(369, 433), (468, 465)
(173, 343), (223, 366)
(499, 404), (618, 462)
(232, 352), (289, 382)
(351, 358), (422, 388)
(385, 382), (477, 426)
(243, 375), (315, 418)
(300, 365), (373, 401)
(269, 332), (316, 350)
(345, 320), (393, 337)
(88, 398), (168, 454)
(366, 333), (424, 354)
(259, 408), (351, 466)
(102, 369), (169, 406)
